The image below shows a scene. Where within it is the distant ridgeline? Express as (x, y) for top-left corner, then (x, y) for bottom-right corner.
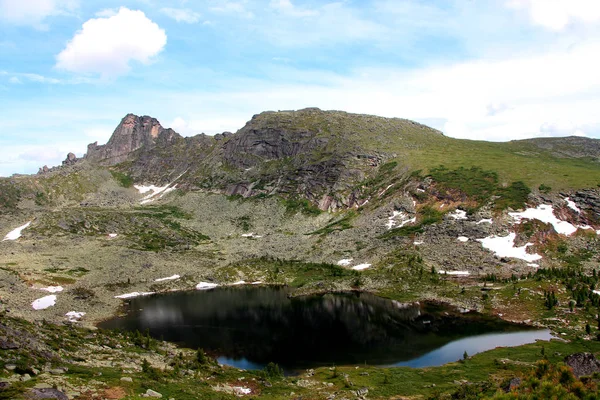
(3, 107), (600, 213)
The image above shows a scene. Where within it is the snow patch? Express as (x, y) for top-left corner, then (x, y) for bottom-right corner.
(32, 295), (57, 310)
(564, 197), (581, 213)
(438, 271), (470, 276)
(449, 209), (467, 220)
(241, 232), (263, 238)
(413, 241), (424, 245)
(379, 184), (394, 197)
(337, 259), (353, 266)
(593, 290), (600, 295)
(386, 211), (416, 230)
(509, 205), (577, 236)
(457, 236), (469, 242)
(154, 274), (180, 282)
(3, 221), (32, 241)
(115, 292), (155, 299)
(527, 263), (540, 268)
(233, 387), (252, 395)
(108, 233), (118, 238)
(352, 263), (371, 271)
(476, 232), (542, 262)
(232, 280), (246, 285)
(65, 311), (86, 322)
(476, 219), (493, 225)
(251, 281), (263, 285)
(135, 171), (186, 205)
(40, 286), (64, 293)
(196, 282), (219, 290)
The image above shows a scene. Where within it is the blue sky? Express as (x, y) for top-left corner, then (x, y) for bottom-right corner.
(1, 0), (600, 176)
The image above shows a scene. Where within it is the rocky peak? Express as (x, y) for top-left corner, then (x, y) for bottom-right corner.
(85, 114), (181, 166)
(62, 152), (78, 166)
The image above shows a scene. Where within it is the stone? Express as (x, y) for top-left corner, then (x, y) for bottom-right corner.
(564, 352), (600, 378)
(20, 374), (31, 382)
(120, 377), (133, 382)
(62, 152), (78, 166)
(503, 377), (521, 392)
(0, 338), (19, 349)
(4, 364), (16, 371)
(145, 389), (163, 398)
(49, 368), (66, 375)
(26, 388), (69, 400)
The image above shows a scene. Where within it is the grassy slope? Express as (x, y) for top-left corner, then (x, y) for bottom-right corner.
(255, 109), (600, 190)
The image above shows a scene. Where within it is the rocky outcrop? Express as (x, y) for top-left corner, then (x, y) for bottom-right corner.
(62, 152), (78, 166)
(85, 114), (181, 166)
(564, 352), (600, 378)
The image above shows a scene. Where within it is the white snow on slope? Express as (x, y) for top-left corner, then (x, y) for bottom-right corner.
(241, 232), (263, 238)
(352, 263), (371, 271)
(65, 311), (86, 322)
(386, 211), (416, 230)
(509, 205), (577, 236)
(564, 198), (580, 213)
(439, 270), (470, 276)
(234, 387), (252, 395)
(40, 286), (64, 293)
(108, 233), (118, 238)
(449, 209), (468, 220)
(593, 290), (600, 296)
(476, 219), (492, 225)
(476, 232), (542, 262)
(135, 171), (187, 205)
(115, 292), (155, 299)
(154, 275), (180, 282)
(337, 259), (353, 266)
(457, 236), (469, 242)
(232, 280), (246, 285)
(3, 221), (32, 241)
(32, 295), (57, 310)
(196, 282), (218, 290)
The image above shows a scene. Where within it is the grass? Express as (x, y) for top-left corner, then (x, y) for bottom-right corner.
(307, 211), (356, 235)
(281, 197), (322, 216)
(110, 170), (134, 188)
(427, 166), (531, 210)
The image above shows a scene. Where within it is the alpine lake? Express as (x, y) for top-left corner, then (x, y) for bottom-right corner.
(99, 286), (552, 374)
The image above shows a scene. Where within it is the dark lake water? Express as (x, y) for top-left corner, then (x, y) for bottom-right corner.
(99, 287), (552, 371)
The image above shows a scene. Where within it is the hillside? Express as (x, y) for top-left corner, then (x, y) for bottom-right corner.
(1, 108), (600, 399)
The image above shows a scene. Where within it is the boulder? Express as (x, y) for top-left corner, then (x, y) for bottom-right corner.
(564, 352), (600, 378)
(145, 388), (163, 398)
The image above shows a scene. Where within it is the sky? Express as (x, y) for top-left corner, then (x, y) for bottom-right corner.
(1, 0), (600, 176)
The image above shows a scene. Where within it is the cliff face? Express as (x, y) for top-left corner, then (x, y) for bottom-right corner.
(85, 114), (181, 165)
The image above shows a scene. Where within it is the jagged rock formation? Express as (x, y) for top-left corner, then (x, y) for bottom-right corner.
(85, 114), (181, 166)
(62, 152), (78, 166)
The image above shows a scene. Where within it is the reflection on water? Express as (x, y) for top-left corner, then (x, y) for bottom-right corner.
(99, 287), (550, 371)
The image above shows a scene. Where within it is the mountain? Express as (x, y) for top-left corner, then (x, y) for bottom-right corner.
(1, 108), (600, 399)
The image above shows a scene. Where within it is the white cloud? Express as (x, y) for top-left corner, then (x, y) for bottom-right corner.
(160, 40), (600, 142)
(0, 0), (78, 27)
(8, 77), (21, 84)
(210, 1), (254, 18)
(55, 8), (167, 78)
(161, 7), (201, 23)
(269, 0), (317, 17)
(95, 8), (118, 18)
(507, 0), (600, 30)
